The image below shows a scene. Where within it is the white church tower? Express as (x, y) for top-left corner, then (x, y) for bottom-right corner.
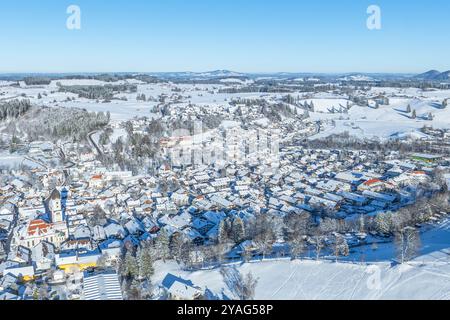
(48, 189), (63, 223)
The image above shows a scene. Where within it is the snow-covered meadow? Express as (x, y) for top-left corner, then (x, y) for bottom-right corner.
(2, 79), (449, 140)
(152, 218), (450, 300)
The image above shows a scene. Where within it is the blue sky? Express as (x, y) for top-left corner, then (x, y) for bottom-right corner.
(0, 0), (449, 73)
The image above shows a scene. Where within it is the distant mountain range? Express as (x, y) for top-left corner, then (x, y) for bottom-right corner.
(414, 70), (450, 81)
(148, 70), (248, 79)
(150, 70), (450, 82)
(148, 70), (415, 81)
(0, 69), (449, 82)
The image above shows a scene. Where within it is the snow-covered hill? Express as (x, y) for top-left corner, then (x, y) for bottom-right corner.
(338, 75), (374, 82)
(414, 70), (450, 81)
(309, 91), (450, 140)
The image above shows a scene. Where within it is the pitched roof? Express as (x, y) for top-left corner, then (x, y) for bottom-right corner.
(363, 178), (382, 186)
(27, 219), (51, 236)
(50, 189), (61, 200)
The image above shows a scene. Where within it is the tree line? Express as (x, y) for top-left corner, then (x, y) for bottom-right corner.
(0, 99), (32, 121)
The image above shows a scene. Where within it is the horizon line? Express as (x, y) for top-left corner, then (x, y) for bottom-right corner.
(0, 70), (438, 76)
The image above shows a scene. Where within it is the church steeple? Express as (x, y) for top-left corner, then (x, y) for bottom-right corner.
(48, 188), (63, 223)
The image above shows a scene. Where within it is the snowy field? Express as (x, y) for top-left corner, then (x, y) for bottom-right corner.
(152, 218), (450, 300)
(3, 81), (449, 139)
(310, 93), (450, 140)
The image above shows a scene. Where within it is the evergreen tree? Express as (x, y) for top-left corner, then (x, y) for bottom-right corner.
(127, 278), (142, 300)
(304, 110), (310, 118)
(169, 232), (185, 260)
(218, 219), (229, 244)
(122, 250), (139, 279)
(179, 241), (194, 268)
(138, 244), (155, 282)
(231, 217), (245, 244)
(155, 229), (170, 261)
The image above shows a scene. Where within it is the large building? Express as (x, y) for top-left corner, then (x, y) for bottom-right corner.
(82, 272), (123, 300)
(411, 153), (443, 164)
(18, 189), (69, 249)
(19, 219), (68, 249)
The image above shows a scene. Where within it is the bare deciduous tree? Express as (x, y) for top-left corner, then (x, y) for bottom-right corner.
(394, 227), (421, 264)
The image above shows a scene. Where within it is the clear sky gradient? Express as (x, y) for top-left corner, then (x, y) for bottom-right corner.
(0, 0), (449, 73)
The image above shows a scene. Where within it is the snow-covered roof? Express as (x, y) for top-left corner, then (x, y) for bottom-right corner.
(83, 272), (123, 300)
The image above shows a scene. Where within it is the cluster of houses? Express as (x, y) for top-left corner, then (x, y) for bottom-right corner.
(1, 131), (448, 298)
(1, 100), (449, 299)
(350, 94), (390, 108)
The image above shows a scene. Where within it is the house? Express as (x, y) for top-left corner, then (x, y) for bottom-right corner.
(192, 217), (214, 235)
(124, 218), (145, 235)
(335, 172), (364, 185)
(61, 238), (95, 252)
(0, 273), (18, 291)
(338, 191), (369, 206)
(202, 211), (227, 225)
(209, 195), (233, 209)
(158, 211), (191, 230)
(31, 241), (55, 271)
(72, 225), (92, 239)
(141, 217), (159, 234)
(0, 291), (21, 300)
(171, 192), (190, 206)
(358, 179), (385, 192)
(123, 235), (140, 250)
(99, 239), (122, 263)
(162, 273), (203, 300)
(372, 95), (390, 105)
(89, 175), (104, 189)
(0, 204), (15, 220)
(228, 240), (259, 259)
(104, 171), (133, 181)
(104, 222), (126, 239)
(10, 246), (31, 264)
(362, 190), (397, 204)
(308, 196), (339, 211)
(182, 227), (204, 245)
(4, 265), (35, 281)
(92, 225), (107, 241)
(55, 250), (101, 272)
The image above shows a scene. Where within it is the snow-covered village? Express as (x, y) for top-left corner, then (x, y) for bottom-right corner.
(1, 72), (450, 300)
(1, 0), (450, 304)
